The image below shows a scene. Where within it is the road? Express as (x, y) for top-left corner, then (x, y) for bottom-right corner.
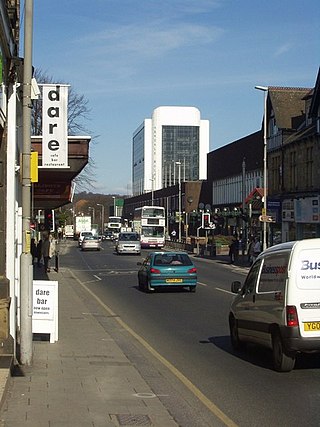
(62, 239), (320, 427)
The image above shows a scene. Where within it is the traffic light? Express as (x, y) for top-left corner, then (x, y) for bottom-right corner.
(202, 212), (211, 228)
(44, 209), (54, 231)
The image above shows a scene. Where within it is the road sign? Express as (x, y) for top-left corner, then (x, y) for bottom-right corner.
(259, 215), (275, 223)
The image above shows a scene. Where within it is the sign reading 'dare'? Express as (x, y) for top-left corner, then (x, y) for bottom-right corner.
(42, 84), (69, 168)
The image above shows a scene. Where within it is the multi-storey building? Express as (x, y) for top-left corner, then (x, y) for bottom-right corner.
(132, 106), (209, 196)
(267, 71), (320, 241)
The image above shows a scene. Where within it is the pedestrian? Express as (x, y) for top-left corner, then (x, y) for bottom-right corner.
(49, 234), (58, 272)
(171, 229), (177, 242)
(229, 238), (239, 264)
(31, 238), (37, 265)
(36, 239), (43, 267)
(252, 237), (262, 264)
(247, 236), (255, 265)
(42, 233), (51, 273)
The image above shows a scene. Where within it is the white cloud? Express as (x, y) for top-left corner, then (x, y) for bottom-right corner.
(274, 43), (293, 57)
(75, 22), (224, 59)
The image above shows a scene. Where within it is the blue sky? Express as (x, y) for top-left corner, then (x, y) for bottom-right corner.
(28, 0), (319, 195)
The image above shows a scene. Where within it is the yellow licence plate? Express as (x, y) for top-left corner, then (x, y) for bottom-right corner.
(304, 322), (320, 331)
(166, 278), (183, 283)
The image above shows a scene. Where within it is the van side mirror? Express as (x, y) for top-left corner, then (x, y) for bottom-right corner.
(231, 280), (242, 293)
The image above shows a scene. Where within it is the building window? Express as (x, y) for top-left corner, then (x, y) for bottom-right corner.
(306, 146), (313, 188)
(162, 126), (199, 186)
(289, 151), (297, 190)
(270, 155), (281, 193)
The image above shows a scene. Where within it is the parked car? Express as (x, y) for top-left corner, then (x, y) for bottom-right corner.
(115, 232), (141, 255)
(137, 251), (197, 293)
(78, 231), (94, 247)
(229, 238), (320, 372)
(81, 235), (101, 251)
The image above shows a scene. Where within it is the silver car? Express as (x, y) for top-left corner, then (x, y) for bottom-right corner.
(115, 232), (141, 255)
(81, 235), (101, 251)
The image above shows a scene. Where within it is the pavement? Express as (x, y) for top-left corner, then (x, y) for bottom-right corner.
(0, 244), (249, 427)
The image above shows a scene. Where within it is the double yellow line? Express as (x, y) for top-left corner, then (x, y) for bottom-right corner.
(70, 269), (238, 427)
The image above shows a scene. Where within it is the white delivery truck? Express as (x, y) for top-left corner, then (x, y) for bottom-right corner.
(229, 238), (320, 372)
(64, 224), (74, 239)
(75, 216), (92, 238)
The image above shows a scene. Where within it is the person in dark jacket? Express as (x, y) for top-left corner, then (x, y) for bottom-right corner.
(229, 238), (239, 264)
(41, 234), (51, 272)
(31, 238), (37, 265)
(36, 239), (43, 267)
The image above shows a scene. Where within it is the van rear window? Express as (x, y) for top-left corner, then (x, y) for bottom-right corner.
(258, 253), (289, 293)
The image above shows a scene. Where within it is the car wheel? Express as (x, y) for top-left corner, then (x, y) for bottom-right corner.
(189, 286), (196, 292)
(272, 330), (295, 372)
(138, 279), (143, 291)
(229, 316), (243, 351)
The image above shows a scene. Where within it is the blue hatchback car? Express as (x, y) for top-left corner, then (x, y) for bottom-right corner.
(137, 251), (197, 292)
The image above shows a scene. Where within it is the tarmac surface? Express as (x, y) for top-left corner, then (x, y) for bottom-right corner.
(0, 245), (249, 427)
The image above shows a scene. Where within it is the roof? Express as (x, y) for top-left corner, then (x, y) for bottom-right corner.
(310, 67), (320, 118)
(207, 130), (263, 181)
(268, 87), (311, 130)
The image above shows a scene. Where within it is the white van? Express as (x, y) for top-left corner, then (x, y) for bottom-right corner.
(229, 239), (320, 372)
(115, 232), (141, 255)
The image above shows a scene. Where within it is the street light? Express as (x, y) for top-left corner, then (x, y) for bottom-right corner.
(97, 203), (105, 234)
(88, 206), (95, 225)
(176, 161), (182, 242)
(150, 178), (154, 205)
(255, 85), (268, 251)
(112, 196), (116, 216)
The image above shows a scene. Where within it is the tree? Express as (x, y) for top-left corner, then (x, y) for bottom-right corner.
(31, 68), (97, 191)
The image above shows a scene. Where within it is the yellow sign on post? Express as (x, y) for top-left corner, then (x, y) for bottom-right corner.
(261, 208), (266, 216)
(30, 151), (38, 183)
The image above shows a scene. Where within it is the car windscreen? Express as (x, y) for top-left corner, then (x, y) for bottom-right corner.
(119, 234), (139, 241)
(154, 253), (192, 266)
(83, 236), (96, 241)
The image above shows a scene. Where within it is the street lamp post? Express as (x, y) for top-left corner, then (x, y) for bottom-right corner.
(112, 196), (116, 216)
(150, 179), (154, 204)
(97, 203), (105, 234)
(176, 161), (182, 242)
(255, 85), (268, 251)
(88, 207), (95, 225)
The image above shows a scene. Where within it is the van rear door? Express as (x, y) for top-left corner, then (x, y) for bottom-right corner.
(292, 244), (320, 340)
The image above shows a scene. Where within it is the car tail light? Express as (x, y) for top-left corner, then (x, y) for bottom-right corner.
(187, 267), (197, 274)
(150, 268), (161, 274)
(286, 305), (299, 327)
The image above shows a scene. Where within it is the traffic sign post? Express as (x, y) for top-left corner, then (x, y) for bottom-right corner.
(259, 215), (275, 223)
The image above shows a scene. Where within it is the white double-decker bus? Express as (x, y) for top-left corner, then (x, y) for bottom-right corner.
(133, 206), (165, 248)
(107, 216), (122, 238)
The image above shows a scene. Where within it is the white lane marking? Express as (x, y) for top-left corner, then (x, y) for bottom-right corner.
(215, 287), (234, 295)
(197, 281), (208, 287)
(93, 275), (102, 281)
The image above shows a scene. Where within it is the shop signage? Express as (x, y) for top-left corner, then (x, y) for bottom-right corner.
(42, 84), (69, 168)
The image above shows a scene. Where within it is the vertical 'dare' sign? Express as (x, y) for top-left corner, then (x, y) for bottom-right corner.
(42, 84), (68, 168)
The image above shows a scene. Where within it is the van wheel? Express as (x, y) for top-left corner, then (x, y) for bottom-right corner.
(229, 316), (243, 350)
(272, 331), (295, 372)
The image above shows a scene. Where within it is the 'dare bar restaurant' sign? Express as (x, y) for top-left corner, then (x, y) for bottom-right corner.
(42, 84), (69, 168)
